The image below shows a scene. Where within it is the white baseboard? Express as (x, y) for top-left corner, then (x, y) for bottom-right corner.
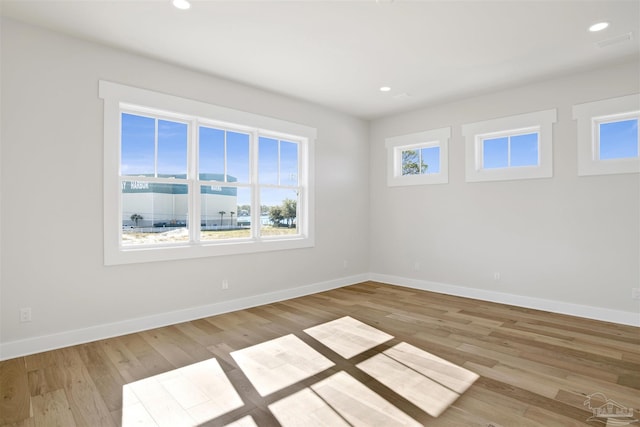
(0, 273), (369, 361)
(2, 272), (637, 361)
(368, 273), (640, 327)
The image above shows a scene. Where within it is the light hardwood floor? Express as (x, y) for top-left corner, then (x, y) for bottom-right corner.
(1, 281), (638, 426)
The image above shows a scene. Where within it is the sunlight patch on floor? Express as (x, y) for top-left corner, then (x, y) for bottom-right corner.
(311, 371), (422, 426)
(357, 342), (479, 417)
(385, 342), (480, 394)
(122, 358), (243, 426)
(269, 388), (352, 427)
(230, 333), (335, 397)
(122, 317), (478, 426)
(269, 371), (424, 426)
(304, 315), (394, 358)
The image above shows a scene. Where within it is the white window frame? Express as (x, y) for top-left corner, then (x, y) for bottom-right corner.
(385, 127), (450, 186)
(573, 93), (640, 176)
(462, 109), (557, 183)
(99, 80), (316, 265)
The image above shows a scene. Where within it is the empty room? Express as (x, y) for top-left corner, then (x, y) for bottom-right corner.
(0, 1), (639, 426)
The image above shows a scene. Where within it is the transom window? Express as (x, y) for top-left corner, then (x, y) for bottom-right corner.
(462, 109), (556, 183)
(100, 81), (315, 265)
(401, 145), (440, 176)
(480, 129), (539, 169)
(595, 114), (639, 161)
(573, 94), (640, 176)
(386, 127), (450, 186)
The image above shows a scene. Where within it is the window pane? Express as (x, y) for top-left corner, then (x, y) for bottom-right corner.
(199, 127), (225, 181)
(510, 133), (538, 167)
(401, 149), (421, 175)
(420, 146), (440, 174)
(260, 188), (298, 236)
(121, 113), (155, 176)
(227, 131), (250, 183)
(280, 141), (299, 185)
(259, 137), (279, 184)
(121, 182), (189, 246)
(158, 120), (188, 178)
(483, 137), (508, 169)
(600, 119), (639, 160)
(200, 186), (251, 241)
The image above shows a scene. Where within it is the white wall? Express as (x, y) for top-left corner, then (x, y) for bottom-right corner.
(0, 18), (370, 358)
(369, 59), (640, 322)
(2, 17), (638, 360)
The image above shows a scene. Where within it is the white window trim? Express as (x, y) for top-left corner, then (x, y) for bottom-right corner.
(572, 93), (640, 176)
(99, 80), (316, 266)
(462, 109), (557, 183)
(385, 127), (450, 186)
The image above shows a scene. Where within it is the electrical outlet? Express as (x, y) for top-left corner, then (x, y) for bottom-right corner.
(493, 272), (501, 281)
(19, 307), (32, 323)
(343, 260), (348, 269)
(632, 288), (640, 300)
(222, 279), (229, 290)
(413, 261), (420, 271)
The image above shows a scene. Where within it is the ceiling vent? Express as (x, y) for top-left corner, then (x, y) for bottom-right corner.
(595, 32), (633, 48)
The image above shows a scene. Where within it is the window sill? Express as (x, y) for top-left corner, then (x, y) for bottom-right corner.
(105, 236), (314, 265)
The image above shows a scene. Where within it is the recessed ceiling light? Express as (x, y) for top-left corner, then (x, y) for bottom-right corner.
(379, 86), (391, 92)
(589, 22), (609, 32)
(172, 0), (191, 10)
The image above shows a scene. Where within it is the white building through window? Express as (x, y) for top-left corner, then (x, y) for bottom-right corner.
(100, 81), (316, 265)
(573, 93), (640, 176)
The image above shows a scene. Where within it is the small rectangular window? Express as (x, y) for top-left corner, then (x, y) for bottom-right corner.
(401, 146), (440, 175)
(386, 127), (450, 186)
(481, 131), (539, 169)
(462, 109), (556, 183)
(597, 118), (639, 160)
(573, 94), (640, 176)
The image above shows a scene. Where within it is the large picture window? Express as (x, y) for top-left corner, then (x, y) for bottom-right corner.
(100, 81), (315, 265)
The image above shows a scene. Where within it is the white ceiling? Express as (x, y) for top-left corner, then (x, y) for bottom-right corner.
(1, 0), (639, 119)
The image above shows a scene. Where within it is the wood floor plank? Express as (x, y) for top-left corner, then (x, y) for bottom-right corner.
(1, 281), (638, 427)
(0, 418), (35, 427)
(31, 389), (76, 427)
(76, 342), (127, 413)
(509, 320), (640, 354)
(523, 405), (591, 427)
(116, 334), (174, 382)
(0, 358), (30, 425)
(59, 356), (116, 427)
(138, 327), (211, 369)
(450, 393), (541, 427)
